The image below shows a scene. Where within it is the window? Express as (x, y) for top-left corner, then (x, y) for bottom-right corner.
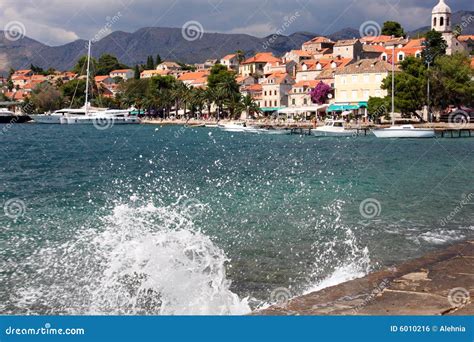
(352, 75), (357, 83)
(352, 90), (357, 99)
(264, 91), (267, 96)
(398, 53), (404, 61)
(375, 90), (381, 97)
(382, 54), (387, 61)
(363, 90), (369, 99)
(440, 17), (444, 26)
(363, 74), (369, 83)
(447, 17), (450, 26)
(292, 99), (296, 105)
(274, 101), (277, 106)
(433, 17), (437, 26)
(375, 74), (382, 82)
(303, 99), (307, 105)
(340, 91), (347, 100)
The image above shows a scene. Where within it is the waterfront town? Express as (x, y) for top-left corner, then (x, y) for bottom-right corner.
(1, 0), (473, 125)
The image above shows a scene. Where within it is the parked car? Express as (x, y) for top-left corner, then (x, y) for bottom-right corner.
(439, 106), (473, 124)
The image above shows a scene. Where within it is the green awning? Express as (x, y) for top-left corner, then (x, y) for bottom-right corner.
(358, 101), (368, 108)
(261, 107), (284, 112)
(328, 104), (360, 112)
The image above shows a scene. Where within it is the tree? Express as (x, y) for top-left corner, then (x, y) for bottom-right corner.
(241, 94), (261, 118)
(96, 54), (129, 76)
(430, 53), (474, 109)
(72, 55), (98, 75)
(309, 81), (331, 105)
(134, 65), (140, 80)
(118, 78), (150, 110)
(381, 21), (406, 38)
(146, 56), (155, 70)
(146, 75), (177, 118)
(381, 57), (427, 118)
(367, 96), (390, 121)
(422, 29), (447, 65)
(30, 82), (64, 113)
(155, 54), (162, 67)
(236, 50), (245, 64)
(60, 79), (89, 108)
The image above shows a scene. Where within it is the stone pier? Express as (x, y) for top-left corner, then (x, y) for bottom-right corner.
(257, 240), (474, 315)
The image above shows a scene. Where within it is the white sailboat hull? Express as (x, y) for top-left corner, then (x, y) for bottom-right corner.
(311, 128), (356, 137)
(30, 114), (63, 124)
(373, 127), (435, 138)
(61, 116), (140, 125)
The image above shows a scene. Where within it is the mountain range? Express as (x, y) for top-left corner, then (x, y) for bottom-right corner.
(0, 10), (472, 73)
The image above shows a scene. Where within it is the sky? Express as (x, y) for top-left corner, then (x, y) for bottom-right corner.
(1, 0), (472, 46)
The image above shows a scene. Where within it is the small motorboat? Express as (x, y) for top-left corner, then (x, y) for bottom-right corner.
(218, 122), (247, 132)
(311, 120), (356, 136)
(0, 108), (31, 123)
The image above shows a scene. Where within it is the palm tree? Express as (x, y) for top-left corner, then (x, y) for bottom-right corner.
(236, 50), (245, 64)
(204, 88), (216, 120)
(241, 94), (261, 119)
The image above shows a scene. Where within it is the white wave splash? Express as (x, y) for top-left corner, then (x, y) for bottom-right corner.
(304, 200), (371, 294)
(10, 201), (250, 315)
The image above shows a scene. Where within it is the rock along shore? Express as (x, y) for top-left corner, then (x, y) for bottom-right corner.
(255, 240), (474, 315)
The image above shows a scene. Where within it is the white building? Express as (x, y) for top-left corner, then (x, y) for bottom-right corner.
(431, 0), (468, 55)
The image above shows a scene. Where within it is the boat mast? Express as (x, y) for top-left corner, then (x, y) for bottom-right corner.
(85, 40), (91, 116)
(391, 45), (395, 126)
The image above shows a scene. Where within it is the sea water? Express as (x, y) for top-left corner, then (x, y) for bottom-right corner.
(1, 124), (473, 314)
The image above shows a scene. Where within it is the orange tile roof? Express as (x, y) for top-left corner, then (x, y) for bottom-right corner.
(458, 35), (474, 42)
(266, 72), (291, 84)
(94, 75), (110, 82)
(289, 50), (312, 57)
(5, 90), (28, 100)
(293, 80), (319, 88)
(404, 38), (425, 48)
(242, 52), (281, 65)
(245, 84), (262, 91)
(141, 70), (169, 76)
(221, 54), (237, 60)
(178, 70), (209, 81)
(303, 36), (332, 45)
(360, 35), (393, 44)
(14, 69), (32, 75)
(110, 69), (132, 73)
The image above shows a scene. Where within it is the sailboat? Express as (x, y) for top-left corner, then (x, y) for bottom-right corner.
(373, 47), (435, 139)
(32, 41), (139, 125)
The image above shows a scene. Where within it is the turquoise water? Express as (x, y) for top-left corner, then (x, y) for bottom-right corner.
(1, 124), (473, 314)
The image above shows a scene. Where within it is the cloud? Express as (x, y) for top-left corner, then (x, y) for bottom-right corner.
(0, 0), (472, 45)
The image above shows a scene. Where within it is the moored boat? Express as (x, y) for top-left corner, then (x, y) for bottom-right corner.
(0, 108), (31, 123)
(311, 120), (356, 136)
(373, 125), (436, 138)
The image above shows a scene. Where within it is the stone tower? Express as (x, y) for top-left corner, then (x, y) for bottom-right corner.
(431, 0), (452, 33)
